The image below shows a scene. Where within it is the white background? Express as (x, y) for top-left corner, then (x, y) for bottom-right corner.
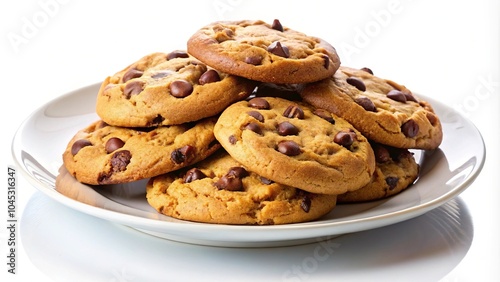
(1, 0), (499, 281)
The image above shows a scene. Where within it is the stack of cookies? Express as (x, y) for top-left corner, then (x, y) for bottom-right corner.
(61, 20), (443, 225)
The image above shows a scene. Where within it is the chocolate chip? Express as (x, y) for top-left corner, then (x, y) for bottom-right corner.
(170, 80), (193, 98)
(404, 92), (418, 103)
(313, 109), (335, 124)
(267, 41), (290, 58)
(151, 114), (165, 126)
(360, 67), (373, 75)
(199, 69), (221, 85)
(124, 81), (145, 98)
(171, 145), (195, 164)
(122, 68), (143, 83)
(71, 139), (92, 156)
(248, 97), (270, 109)
(167, 50), (189, 60)
(283, 105), (304, 119)
(322, 54), (330, 69)
(385, 177), (399, 190)
(105, 137), (125, 154)
(300, 194), (311, 213)
(183, 168), (206, 183)
(334, 131), (356, 148)
(227, 167), (249, 178)
(244, 122), (263, 135)
(277, 140), (301, 156)
(277, 121), (299, 136)
(387, 89), (407, 103)
(355, 96), (376, 112)
(271, 19), (283, 32)
(426, 112), (438, 126)
(401, 119), (419, 138)
(247, 111), (264, 122)
(260, 176), (273, 185)
(110, 150), (131, 173)
(151, 71), (173, 79)
(245, 55), (263, 65)
(346, 77), (366, 91)
(214, 175), (243, 191)
(372, 143), (391, 163)
(229, 135), (237, 144)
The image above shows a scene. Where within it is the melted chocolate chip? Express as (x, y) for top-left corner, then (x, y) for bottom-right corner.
(334, 131), (356, 148)
(151, 115), (165, 126)
(267, 41), (290, 58)
(300, 194), (312, 213)
(277, 140), (301, 156)
(151, 71), (173, 79)
(404, 92), (418, 103)
(277, 121), (299, 136)
(229, 135), (237, 144)
(401, 119), (419, 138)
(372, 143), (391, 163)
(283, 105), (304, 119)
(244, 122), (263, 135)
(214, 175), (243, 191)
(248, 97), (270, 109)
(167, 50), (189, 60)
(247, 111), (264, 122)
(122, 68), (143, 83)
(313, 109), (335, 124)
(360, 67), (373, 75)
(110, 150), (131, 173)
(386, 177), (399, 190)
(183, 168), (206, 183)
(105, 137), (125, 154)
(355, 96), (376, 112)
(227, 167), (249, 178)
(260, 176), (273, 185)
(124, 81), (145, 98)
(387, 89), (407, 103)
(322, 54), (330, 69)
(171, 145), (195, 164)
(346, 77), (366, 91)
(170, 80), (193, 98)
(271, 19), (283, 32)
(245, 55), (263, 65)
(199, 69), (221, 85)
(71, 139), (92, 156)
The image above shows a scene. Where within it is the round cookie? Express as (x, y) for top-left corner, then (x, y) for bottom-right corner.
(187, 19), (340, 84)
(62, 118), (220, 185)
(214, 97), (376, 195)
(300, 66), (443, 150)
(146, 150), (337, 225)
(96, 51), (256, 127)
(337, 142), (419, 203)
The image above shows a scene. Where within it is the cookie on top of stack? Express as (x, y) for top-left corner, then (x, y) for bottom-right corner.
(61, 19), (442, 225)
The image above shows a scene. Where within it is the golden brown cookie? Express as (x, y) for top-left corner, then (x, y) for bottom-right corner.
(300, 66), (443, 149)
(146, 150), (337, 225)
(96, 51), (255, 127)
(187, 19), (340, 84)
(62, 119), (220, 185)
(214, 97), (375, 195)
(338, 142), (419, 203)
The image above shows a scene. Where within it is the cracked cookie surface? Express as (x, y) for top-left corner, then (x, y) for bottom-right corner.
(62, 118), (220, 185)
(146, 150), (337, 225)
(214, 97), (375, 195)
(96, 51), (255, 127)
(187, 19), (340, 84)
(300, 66), (443, 149)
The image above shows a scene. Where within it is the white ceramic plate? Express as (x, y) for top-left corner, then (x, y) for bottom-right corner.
(12, 83), (485, 247)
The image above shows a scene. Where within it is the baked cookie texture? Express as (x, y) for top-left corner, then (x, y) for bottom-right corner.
(96, 51), (255, 127)
(300, 66), (442, 150)
(146, 150), (337, 225)
(214, 97), (376, 195)
(187, 19), (340, 84)
(62, 119), (220, 185)
(337, 142), (419, 202)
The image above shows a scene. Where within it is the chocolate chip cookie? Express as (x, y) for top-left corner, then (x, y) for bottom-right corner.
(338, 143), (419, 203)
(146, 150), (337, 225)
(187, 19), (340, 84)
(62, 118), (220, 185)
(96, 51), (256, 127)
(214, 97), (376, 195)
(300, 66), (443, 150)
